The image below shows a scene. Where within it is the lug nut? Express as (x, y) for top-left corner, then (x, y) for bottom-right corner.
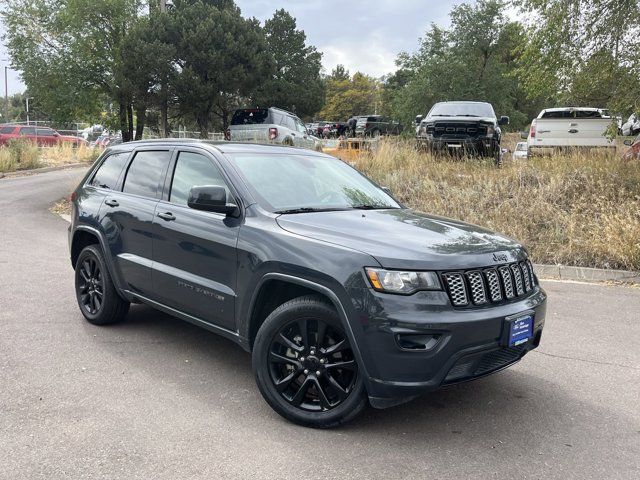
(320, 358), (326, 364)
(300, 357), (305, 362)
(316, 370), (321, 376)
(304, 369), (309, 375)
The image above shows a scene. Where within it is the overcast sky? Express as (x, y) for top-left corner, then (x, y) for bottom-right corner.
(1, 0), (463, 95)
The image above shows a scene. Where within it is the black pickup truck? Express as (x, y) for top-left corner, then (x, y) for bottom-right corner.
(355, 115), (402, 137)
(416, 101), (509, 162)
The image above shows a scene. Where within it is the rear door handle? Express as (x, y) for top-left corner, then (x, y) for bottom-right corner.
(157, 211), (176, 221)
(104, 199), (119, 207)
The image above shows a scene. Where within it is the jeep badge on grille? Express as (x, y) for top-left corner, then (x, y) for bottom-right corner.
(493, 253), (508, 263)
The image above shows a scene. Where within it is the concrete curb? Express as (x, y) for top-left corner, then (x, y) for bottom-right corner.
(533, 263), (640, 284)
(1, 162), (89, 179)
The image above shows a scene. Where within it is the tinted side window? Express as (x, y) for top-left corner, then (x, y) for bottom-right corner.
(170, 152), (229, 206)
(122, 150), (171, 199)
(0, 126), (14, 134)
(284, 116), (296, 130)
(20, 127), (35, 135)
(89, 152), (129, 190)
(36, 128), (56, 136)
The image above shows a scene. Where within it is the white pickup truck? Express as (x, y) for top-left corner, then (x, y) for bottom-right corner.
(527, 107), (615, 154)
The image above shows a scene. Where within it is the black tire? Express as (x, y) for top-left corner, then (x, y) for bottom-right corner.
(74, 245), (129, 325)
(252, 295), (367, 428)
(282, 138), (294, 146)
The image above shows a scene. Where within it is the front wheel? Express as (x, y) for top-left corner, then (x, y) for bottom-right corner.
(252, 295), (366, 428)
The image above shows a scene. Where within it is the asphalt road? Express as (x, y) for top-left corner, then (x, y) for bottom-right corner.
(1, 167), (639, 480)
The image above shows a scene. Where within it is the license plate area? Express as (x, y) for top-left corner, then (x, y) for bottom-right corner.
(501, 311), (534, 347)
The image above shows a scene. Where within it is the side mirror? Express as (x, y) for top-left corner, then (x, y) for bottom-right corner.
(187, 185), (238, 216)
(520, 131), (528, 139)
(623, 139), (633, 146)
(498, 116), (510, 126)
(415, 115), (423, 125)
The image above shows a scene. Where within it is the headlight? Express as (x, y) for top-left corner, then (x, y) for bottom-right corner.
(486, 125), (495, 136)
(365, 268), (441, 294)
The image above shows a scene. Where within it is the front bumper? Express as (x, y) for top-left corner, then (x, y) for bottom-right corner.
(417, 136), (496, 155)
(346, 286), (547, 408)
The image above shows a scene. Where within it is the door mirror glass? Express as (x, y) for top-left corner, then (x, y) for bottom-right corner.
(623, 139), (633, 146)
(498, 116), (510, 126)
(188, 185), (238, 215)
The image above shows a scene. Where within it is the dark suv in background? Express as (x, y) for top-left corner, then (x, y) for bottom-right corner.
(69, 140), (546, 428)
(416, 101), (509, 162)
(355, 115), (403, 137)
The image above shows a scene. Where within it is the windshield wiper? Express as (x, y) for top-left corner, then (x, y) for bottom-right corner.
(275, 207), (349, 215)
(454, 114), (480, 117)
(351, 204), (396, 210)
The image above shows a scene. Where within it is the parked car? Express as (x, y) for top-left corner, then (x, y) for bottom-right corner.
(355, 115), (402, 137)
(0, 124), (87, 147)
(69, 139), (546, 428)
(228, 107), (322, 151)
(416, 101), (508, 163)
(622, 134), (640, 160)
(513, 142), (528, 161)
(527, 107), (615, 155)
(621, 113), (640, 137)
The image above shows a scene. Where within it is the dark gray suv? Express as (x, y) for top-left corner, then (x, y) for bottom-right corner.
(69, 140), (546, 428)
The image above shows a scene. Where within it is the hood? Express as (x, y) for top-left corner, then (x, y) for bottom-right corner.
(424, 115), (496, 124)
(276, 208), (525, 270)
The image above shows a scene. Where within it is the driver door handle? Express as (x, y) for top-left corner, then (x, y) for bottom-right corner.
(104, 199), (119, 207)
(157, 211), (176, 221)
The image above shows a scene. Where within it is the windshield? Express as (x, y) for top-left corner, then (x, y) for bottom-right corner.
(429, 102), (495, 118)
(231, 109), (270, 125)
(228, 153), (401, 213)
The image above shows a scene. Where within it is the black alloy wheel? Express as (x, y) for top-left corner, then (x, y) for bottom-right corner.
(74, 245), (129, 325)
(252, 296), (366, 428)
(268, 317), (358, 412)
(77, 256), (104, 315)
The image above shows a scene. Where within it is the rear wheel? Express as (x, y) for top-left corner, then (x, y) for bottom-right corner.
(74, 245), (129, 325)
(252, 295), (366, 428)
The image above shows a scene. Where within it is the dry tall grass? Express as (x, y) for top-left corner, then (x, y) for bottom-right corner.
(347, 139), (640, 271)
(0, 142), (99, 173)
(0, 139), (42, 172)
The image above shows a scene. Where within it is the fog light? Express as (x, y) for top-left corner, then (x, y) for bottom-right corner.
(395, 334), (440, 351)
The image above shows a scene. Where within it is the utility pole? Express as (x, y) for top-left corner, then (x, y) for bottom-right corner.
(26, 97), (32, 125)
(4, 66), (8, 122)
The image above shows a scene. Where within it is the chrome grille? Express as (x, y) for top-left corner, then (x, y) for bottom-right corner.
(442, 261), (537, 308)
(467, 271), (487, 305)
(442, 273), (468, 306)
(520, 262), (532, 291)
(511, 264), (524, 295)
(484, 268), (502, 302)
(499, 266), (515, 299)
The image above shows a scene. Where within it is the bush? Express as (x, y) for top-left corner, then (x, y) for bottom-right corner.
(0, 139), (42, 172)
(347, 139), (640, 271)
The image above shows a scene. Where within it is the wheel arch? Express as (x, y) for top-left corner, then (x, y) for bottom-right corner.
(245, 273), (369, 379)
(71, 225), (131, 302)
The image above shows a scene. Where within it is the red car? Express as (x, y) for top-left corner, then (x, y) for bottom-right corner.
(0, 125), (87, 147)
(622, 135), (640, 160)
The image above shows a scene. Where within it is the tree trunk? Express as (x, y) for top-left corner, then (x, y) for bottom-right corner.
(119, 100), (131, 142)
(127, 103), (134, 140)
(134, 104), (146, 141)
(159, 83), (169, 138)
(196, 110), (210, 139)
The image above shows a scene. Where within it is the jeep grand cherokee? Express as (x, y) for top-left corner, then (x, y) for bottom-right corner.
(69, 140), (546, 428)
